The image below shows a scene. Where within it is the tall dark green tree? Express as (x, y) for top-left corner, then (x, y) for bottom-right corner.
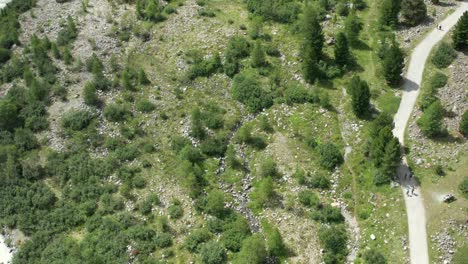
(348, 76), (371, 117)
(301, 5), (324, 83)
(452, 11), (468, 51)
(344, 11), (363, 46)
(379, 0), (401, 28)
(382, 40), (404, 86)
(334, 32), (351, 67)
(401, 0), (427, 26)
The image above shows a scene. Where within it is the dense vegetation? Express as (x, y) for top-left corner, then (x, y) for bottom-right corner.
(0, 0), (442, 262)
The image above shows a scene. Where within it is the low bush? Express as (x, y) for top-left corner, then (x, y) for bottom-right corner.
(298, 190), (320, 208)
(309, 173), (331, 189)
(136, 99), (155, 113)
(103, 103), (130, 122)
(363, 248), (387, 264)
(61, 110), (94, 131)
(431, 42), (456, 68)
(460, 110), (468, 136)
(318, 225), (348, 261)
(200, 241), (226, 264)
(318, 143), (343, 171)
(459, 177), (468, 199)
(184, 229), (211, 252)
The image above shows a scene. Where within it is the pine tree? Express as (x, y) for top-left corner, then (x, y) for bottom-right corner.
(379, 0), (401, 28)
(348, 75), (370, 117)
(63, 46), (73, 65)
(122, 68), (134, 91)
(401, 0), (427, 26)
(83, 82), (99, 106)
(417, 100), (445, 137)
(380, 137), (401, 179)
(138, 69), (150, 85)
(344, 11), (363, 46)
(452, 11), (468, 51)
(334, 32), (350, 67)
(301, 6), (324, 83)
(251, 40), (266, 68)
(382, 40), (404, 86)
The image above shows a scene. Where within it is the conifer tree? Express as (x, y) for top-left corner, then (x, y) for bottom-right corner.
(348, 75), (370, 117)
(83, 82), (99, 106)
(334, 32), (350, 67)
(401, 0), (427, 26)
(417, 100), (445, 137)
(382, 40), (404, 86)
(379, 0), (401, 28)
(63, 46), (73, 65)
(344, 11), (363, 46)
(251, 40), (266, 68)
(452, 11), (468, 51)
(301, 6), (324, 83)
(122, 68), (134, 91)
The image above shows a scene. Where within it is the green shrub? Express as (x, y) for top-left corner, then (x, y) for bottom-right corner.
(185, 229), (211, 252)
(311, 204), (345, 223)
(284, 85), (309, 105)
(154, 232), (172, 248)
(198, 9), (216, 17)
(298, 190), (320, 208)
(136, 99), (155, 113)
(246, 0), (300, 23)
(187, 53), (222, 80)
(318, 143), (343, 170)
(262, 221), (287, 258)
(222, 216), (251, 252)
(260, 157), (279, 178)
(83, 82), (99, 106)
(460, 110), (468, 136)
(459, 177), (468, 199)
(205, 190), (226, 217)
(432, 42), (456, 68)
(200, 241), (227, 264)
(309, 173), (331, 189)
(249, 177), (275, 211)
(233, 234), (267, 264)
(104, 103), (130, 122)
(318, 225), (348, 258)
(417, 100), (446, 137)
(200, 134), (228, 157)
(429, 72), (448, 89)
(232, 71), (273, 113)
(363, 249), (387, 264)
(61, 110), (94, 131)
(168, 199), (183, 219)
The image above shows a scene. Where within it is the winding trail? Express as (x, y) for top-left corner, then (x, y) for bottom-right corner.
(392, 3), (468, 264)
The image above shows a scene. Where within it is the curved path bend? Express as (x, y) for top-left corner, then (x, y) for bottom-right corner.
(393, 2), (468, 264)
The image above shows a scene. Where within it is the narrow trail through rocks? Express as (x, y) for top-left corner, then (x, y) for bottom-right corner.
(337, 88), (361, 264)
(215, 114), (261, 232)
(392, 2), (468, 264)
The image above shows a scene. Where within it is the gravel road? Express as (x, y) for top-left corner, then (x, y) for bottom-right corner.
(393, 2), (468, 264)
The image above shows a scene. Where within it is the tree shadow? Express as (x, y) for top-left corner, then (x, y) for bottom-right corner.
(351, 40), (372, 51)
(400, 77), (420, 91)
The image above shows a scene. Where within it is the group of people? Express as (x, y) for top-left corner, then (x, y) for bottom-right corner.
(404, 172), (416, 197)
